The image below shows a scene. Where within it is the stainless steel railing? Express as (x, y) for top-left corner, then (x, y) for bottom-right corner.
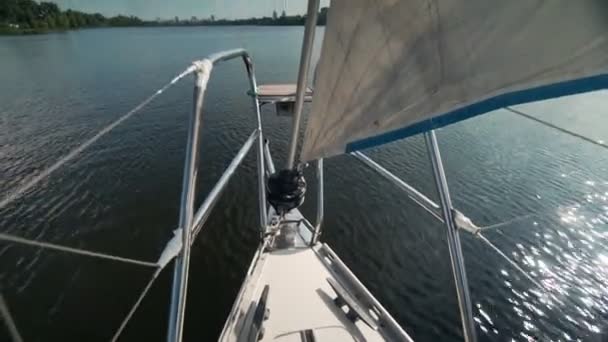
(167, 49), (268, 342)
(190, 129), (260, 242)
(165, 43), (572, 342)
(424, 131), (477, 342)
(170, 48), (477, 342)
(311, 158), (324, 245)
(165, 47), (327, 342)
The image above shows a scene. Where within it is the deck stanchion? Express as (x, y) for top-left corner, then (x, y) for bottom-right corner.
(243, 55), (268, 233)
(311, 158), (324, 245)
(424, 130), (477, 342)
(167, 66), (209, 342)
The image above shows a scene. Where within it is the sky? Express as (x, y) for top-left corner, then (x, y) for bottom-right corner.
(51, 0), (329, 20)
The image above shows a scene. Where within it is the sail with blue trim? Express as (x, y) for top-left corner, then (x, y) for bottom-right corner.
(300, 0), (608, 161)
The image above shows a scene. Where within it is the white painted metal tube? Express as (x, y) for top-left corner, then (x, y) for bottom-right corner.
(286, 0), (320, 169)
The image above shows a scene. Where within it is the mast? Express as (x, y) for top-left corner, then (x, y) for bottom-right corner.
(285, 0), (319, 169)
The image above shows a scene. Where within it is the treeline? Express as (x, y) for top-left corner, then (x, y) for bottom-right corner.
(164, 8), (328, 26)
(0, 0), (142, 34)
(0, 1), (327, 35)
(147, 8), (327, 27)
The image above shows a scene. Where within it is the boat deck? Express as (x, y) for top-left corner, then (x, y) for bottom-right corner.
(254, 247), (384, 341)
(219, 210), (413, 342)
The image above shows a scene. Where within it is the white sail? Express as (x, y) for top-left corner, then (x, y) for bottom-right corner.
(300, 0), (608, 161)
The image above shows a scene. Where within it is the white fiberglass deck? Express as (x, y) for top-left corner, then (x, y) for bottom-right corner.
(219, 216), (413, 342)
(264, 248), (381, 341)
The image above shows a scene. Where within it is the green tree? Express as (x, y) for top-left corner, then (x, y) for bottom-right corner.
(46, 15), (57, 28)
(57, 13), (69, 28)
(39, 2), (60, 17)
(33, 20), (48, 30)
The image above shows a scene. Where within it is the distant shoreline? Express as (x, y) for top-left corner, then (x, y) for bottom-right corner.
(1, 1), (327, 36)
(0, 24), (324, 36)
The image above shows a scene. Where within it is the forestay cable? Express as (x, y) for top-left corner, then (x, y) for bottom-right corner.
(0, 66), (196, 211)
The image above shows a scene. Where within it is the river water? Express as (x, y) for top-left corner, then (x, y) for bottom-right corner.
(0, 27), (607, 342)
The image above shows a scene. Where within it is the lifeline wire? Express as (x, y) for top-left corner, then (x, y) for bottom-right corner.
(110, 267), (163, 342)
(0, 292), (23, 342)
(476, 232), (575, 308)
(0, 232), (158, 268)
(476, 233), (545, 290)
(0, 66), (195, 211)
(478, 213), (537, 231)
(0, 230), (176, 342)
(0, 67), (198, 341)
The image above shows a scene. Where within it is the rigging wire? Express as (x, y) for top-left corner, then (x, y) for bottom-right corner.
(0, 45), (603, 339)
(0, 67), (199, 341)
(110, 267), (163, 342)
(0, 232), (158, 268)
(505, 107), (607, 150)
(478, 213), (538, 232)
(0, 229), (174, 342)
(0, 66), (196, 212)
(467, 105), (608, 299)
(475, 231), (574, 308)
(475, 233), (545, 290)
(0, 292), (23, 342)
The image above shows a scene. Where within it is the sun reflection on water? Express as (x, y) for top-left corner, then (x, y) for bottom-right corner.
(473, 179), (608, 341)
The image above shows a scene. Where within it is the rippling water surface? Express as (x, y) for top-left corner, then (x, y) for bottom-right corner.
(0, 27), (607, 341)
